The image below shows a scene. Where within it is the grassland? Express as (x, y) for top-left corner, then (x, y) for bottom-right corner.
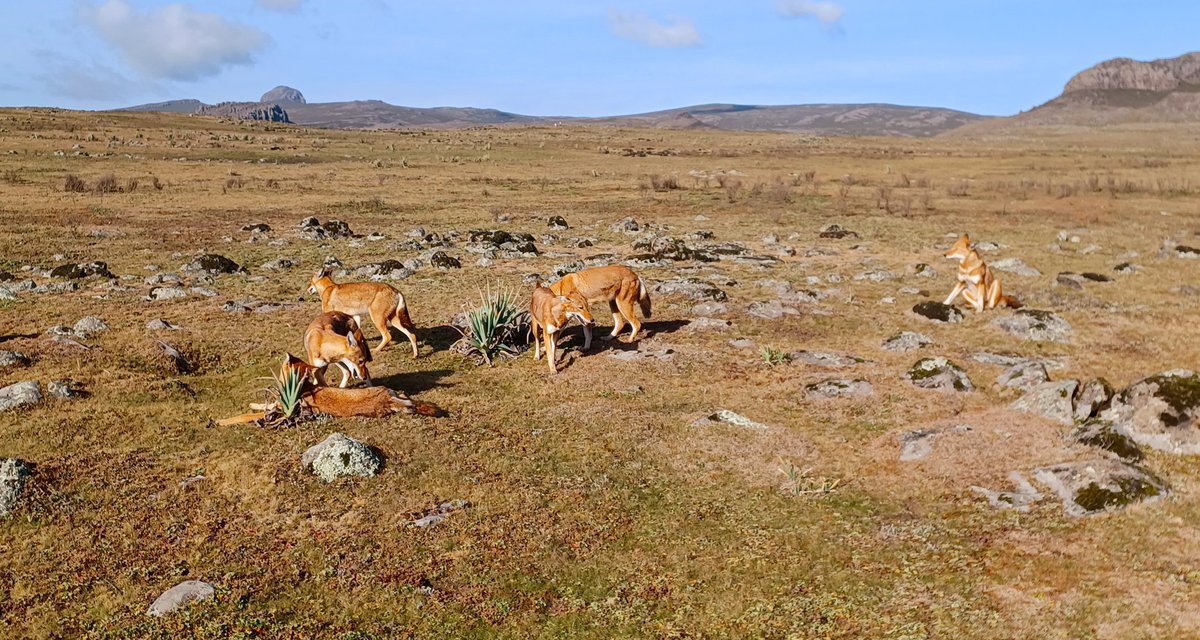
(1, 108), (1200, 638)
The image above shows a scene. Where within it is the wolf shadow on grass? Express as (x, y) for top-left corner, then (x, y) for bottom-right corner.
(371, 368), (454, 396)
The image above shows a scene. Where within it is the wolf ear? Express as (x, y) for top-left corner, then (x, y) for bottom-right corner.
(346, 332), (357, 348)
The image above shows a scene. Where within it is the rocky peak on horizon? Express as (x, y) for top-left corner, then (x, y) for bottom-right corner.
(261, 86), (306, 105)
(1063, 52), (1200, 94)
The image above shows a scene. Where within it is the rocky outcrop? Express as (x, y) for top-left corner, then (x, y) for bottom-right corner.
(197, 101), (290, 123)
(1033, 459), (1167, 516)
(1064, 53), (1200, 94)
(1100, 370), (1200, 454)
(260, 85), (306, 105)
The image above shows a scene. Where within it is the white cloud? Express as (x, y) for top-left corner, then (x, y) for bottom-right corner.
(778, 0), (843, 26)
(33, 50), (155, 101)
(256, 0), (303, 11)
(82, 0), (269, 81)
(609, 9), (701, 49)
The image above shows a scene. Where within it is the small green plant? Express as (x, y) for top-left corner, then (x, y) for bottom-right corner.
(779, 461), (843, 497)
(760, 346), (790, 366)
(454, 284), (529, 364)
(274, 365), (304, 419)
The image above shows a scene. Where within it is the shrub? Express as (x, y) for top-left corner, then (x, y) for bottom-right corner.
(64, 174), (89, 192)
(93, 174), (119, 193)
(649, 174), (681, 191)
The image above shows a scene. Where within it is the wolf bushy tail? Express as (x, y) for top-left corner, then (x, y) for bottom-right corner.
(638, 278), (652, 318)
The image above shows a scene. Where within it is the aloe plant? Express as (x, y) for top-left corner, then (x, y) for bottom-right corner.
(273, 365), (305, 419)
(455, 284), (528, 364)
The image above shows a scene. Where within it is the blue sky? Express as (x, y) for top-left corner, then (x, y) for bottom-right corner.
(0, 1), (1197, 117)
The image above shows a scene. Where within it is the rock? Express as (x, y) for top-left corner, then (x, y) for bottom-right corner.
(653, 278), (727, 302)
(352, 260), (408, 279)
(992, 309), (1072, 343)
(805, 379), (873, 399)
(968, 352), (1066, 370)
(409, 499), (471, 529)
(790, 351), (867, 368)
(1032, 459), (1167, 516)
(146, 580), (216, 617)
(146, 318), (180, 331)
(687, 317), (732, 332)
(1114, 262), (1141, 274)
(912, 301), (963, 323)
(610, 217), (640, 233)
(990, 258), (1041, 277)
(1100, 369), (1200, 454)
(1070, 421), (1143, 462)
(969, 471), (1043, 512)
(756, 279), (792, 296)
(608, 347), (674, 362)
(261, 256), (298, 270)
(322, 219), (353, 239)
(692, 301), (728, 316)
(1073, 378), (1114, 422)
(0, 458), (31, 518)
(241, 223), (271, 233)
(819, 224), (858, 239)
(547, 215), (569, 229)
(906, 357), (973, 392)
(911, 263), (938, 278)
(881, 332), (932, 353)
(158, 342), (194, 374)
(1177, 245), (1200, 259)
(48, 379), (86, 400)
(149, 286), (188, 301)
(301, 433), (382, 483)
(747, 300), (798, 320)
(899, 424), (971, 461)
(72, 316), (108, 338)
(0, 350), (31, 369)
(692, 409), (770, 430)
(0, 381), (41, 412)
(430, 252), (461, 269)
(1081, 272), (1112, 282)
(853, 270), (896, 282)
(729, 338), (755, 350)
(1011, 380), (1079, 425)
(1055, 272), (1086, 290)
(182, 254), (244, 275)
(975, 241), (1003, 252)
(50, 261), (114, 280)
(995, 361), (1050, 391)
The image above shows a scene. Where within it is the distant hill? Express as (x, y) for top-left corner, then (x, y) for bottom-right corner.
(122, 87), (985, 136)
(956, 51), (1200, 132)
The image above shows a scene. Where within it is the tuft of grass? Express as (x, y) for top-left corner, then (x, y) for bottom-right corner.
(63, 174), (88, 192)
(779, 461), (843, 497)
(759, 346), (791, 367)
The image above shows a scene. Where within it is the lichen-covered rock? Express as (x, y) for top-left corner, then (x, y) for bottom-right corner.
(430, 252), (462, 269)
(0, 458), (31, 518)
(0, 350), (31, 369)
(990, 257), (1041, 277)
(746, 299), (798, 320)
(0, 381), (41, 412)
(48, 379), (87, 400)
(547, 215), (569, 229)
(906, 357), (973, 392)
(1073, 378), (1114, 423)
(969, 471), (1043, 512)
(611, 217), (641, 233)
(1032, 459), (1167, 516)
(995, 361), (1051, 391)
(321, 219), (353, 239)
(805, 379), (873, 399)
(261, 256), (298, 270)
(241, 222), (272, 233)
(1011, 380), (1079, 425)
(911, 263), (938, 278)
(881, 331), (932, 353)
(653, 278), (727, 302)
(301, 433), (382, 483)
(899, 424), (971, 462)
(912, 301), (963, 324)
(791, 351), (868, 368)
(691, 409), (770, 430)
(818, 224), (858, 239)
(50, 261), (114, 280)
(1070, 420), (1143, 462)
(687, 317), (732, 332)
(182, 254), (244, 275)
(146, 580), (215, 617)
(992, 309), (1072, 343)
(149, 286), (188, 301)
(1100, 369), (1200, 454)
(72, 316), (108, 338)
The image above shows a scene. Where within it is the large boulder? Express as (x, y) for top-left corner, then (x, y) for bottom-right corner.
(0, 458), (31, 518)
(1032, 459), (1167, 516)
(146, 580), (216, 617)
(0, 381), (41, 412)
(1011, 380), (1079, 425)
(301, 433), (382, 482)
(1100, 369), (1200, 454)
(906, 357), (973, 392)
(992, 309), (1072, 343)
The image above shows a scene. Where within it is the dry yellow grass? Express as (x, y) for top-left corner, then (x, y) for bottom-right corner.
(1, 108), (1199, 638)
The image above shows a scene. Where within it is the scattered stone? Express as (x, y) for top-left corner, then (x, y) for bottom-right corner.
(608, 347), (675, 362)
(881, 332), (932, 353)
(1011, 380), (1079, 426)
(0, 351), (31, 369)
(158, 342), (194, 374)
(0, 381), (42, 412)
(755, 279), (792, 296)
(692, 409), (770, 430)
(301, 433), (383, 483)
(149, 286), (188, 301)
(805, 379), (873, 399)
(146, 580), (216, 617)
(819, 224), (858, 239)
(747, 299), (798, 320)
(729, 338), (755, 350)
(48, 379), (86, 400)
(352, 260), (409, 279)
(1177, 245), (1200, 259)
(1070, 421), (1143, 462)
(222, 299), (295, 314)
(322, 219), (353, 239)
(1055, 272), (1086, 290)
(261, 256), (298, 270)
(1032, 459), (1167, 516)
(430, 252), (461, 269)
(899, 424), (972, 461)
(182, 254), (244, 275)
(1100, 369), (1200, 454)
(906, 357), (973, 392)
(969, 471), (1043, 512)
(911, 263), (938, 278)
(547, 215), (569, 229)
(653, 278), (727, 301)
(0, 458), (31, 518)
(241, 223), (271, 233)
(853, 270), (896, 282)
(975, 241), (1003, 252)
(408, 499), (471, 529)
(992, 309), (1072, 343)
(1073, 378), (1114, 423)
(790, 351), (867, 367)
(72, 316), (108, 338)
(1114, 262), (1141, 274)
(990, 258), (1041, 277)
(687, 317), (732, 332)
(145, 319), (180, 331)
(50, 261), (114, 280)
(1081, 272), (1112, 282)
(995, 361), (1050, 391)
(968, 351), (1066, 370)
(912, 301), (963, 324)
(610, 217), (640, 233)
